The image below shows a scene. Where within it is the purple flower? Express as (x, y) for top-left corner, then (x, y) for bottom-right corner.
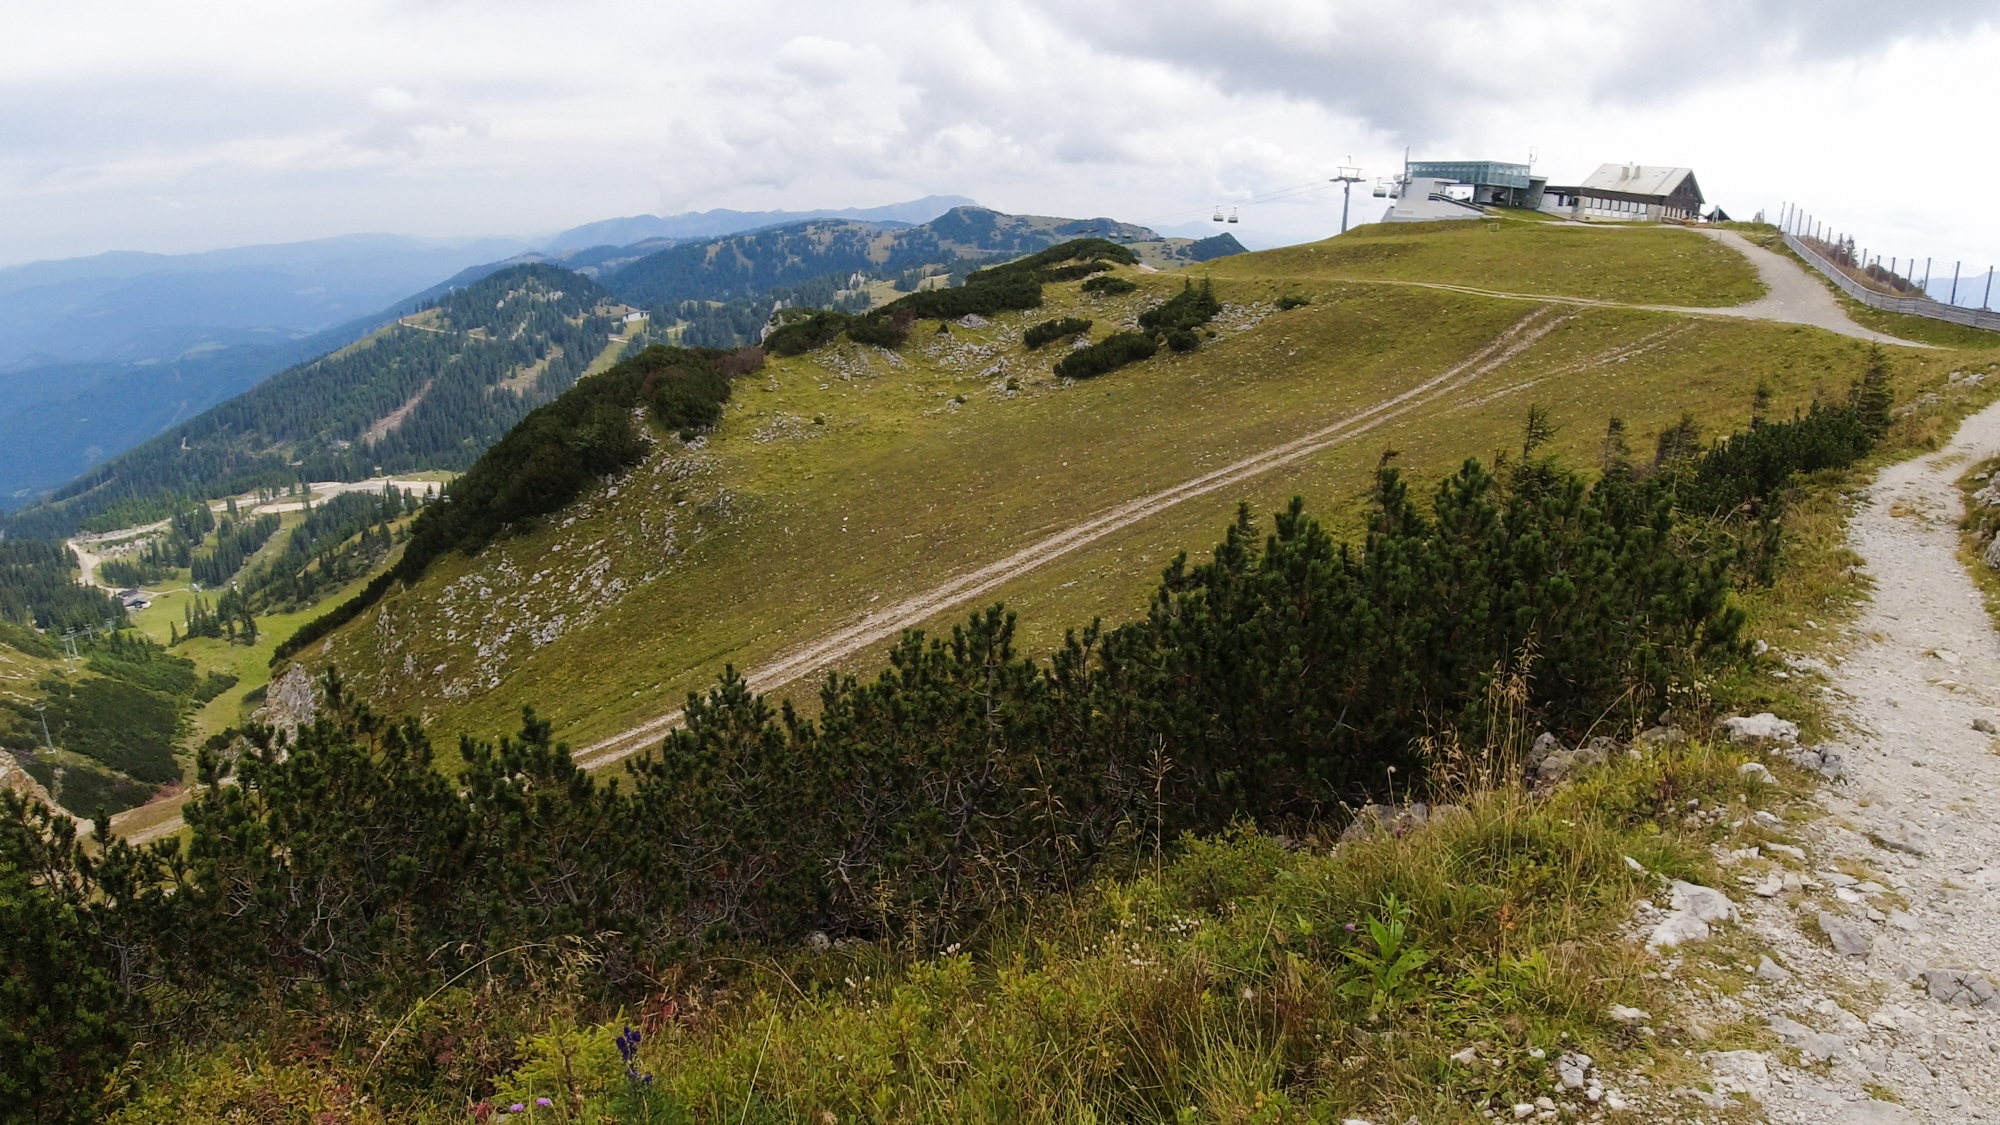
(509, 1106), (525, 1114)
(536, 1099), (552, 1108)
(1344, 923), (1356, 932)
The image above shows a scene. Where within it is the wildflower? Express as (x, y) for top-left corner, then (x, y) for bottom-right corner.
(617, 1024), (652, 1084)
(509, 1105), (526, 1114)
(536, 1099), (552, 1108)
(1344, 922), (1356, 932)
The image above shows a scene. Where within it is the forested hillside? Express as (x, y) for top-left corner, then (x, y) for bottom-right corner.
(600, 207), (1244, 348)
(2, 265), (621, 538)
(600, 207), (1158, 309)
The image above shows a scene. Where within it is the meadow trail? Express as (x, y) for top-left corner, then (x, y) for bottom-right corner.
(1331, 227), (1929, 347)
(571, 304), (1579, 770)
(120, 310), (1579, 837)
(1686, 401), (2000, 1123)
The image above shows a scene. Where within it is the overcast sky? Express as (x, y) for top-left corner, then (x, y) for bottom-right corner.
(5, 1), (1998, 270)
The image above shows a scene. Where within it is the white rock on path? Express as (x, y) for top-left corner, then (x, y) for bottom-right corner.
(1724, 712), (1800, 743)
(1648, 880), (1739, 948)
(1703, 1049), (1771, 1100)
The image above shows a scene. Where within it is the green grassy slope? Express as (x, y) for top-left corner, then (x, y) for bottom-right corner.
(1236, 217), (1766, 305)
(302, 224), (1968, 764)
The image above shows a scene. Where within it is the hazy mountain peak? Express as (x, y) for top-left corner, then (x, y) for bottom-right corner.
(540, 196), (979, 254)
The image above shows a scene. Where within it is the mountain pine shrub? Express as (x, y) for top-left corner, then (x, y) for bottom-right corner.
(1054, 331), (1158, 378)
(1024, 317), (1092, 349)
(1138, 279), (1222, 337)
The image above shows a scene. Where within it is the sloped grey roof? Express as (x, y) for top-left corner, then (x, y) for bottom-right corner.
(1577, 164), (1693, 199)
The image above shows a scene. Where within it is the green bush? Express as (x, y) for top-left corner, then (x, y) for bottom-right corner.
(764, 310), (851, 356)
(845, 308), (915, 349)
(1023, 317), (1092, 349)
(38, 675), (180, 783)
(1276, 294), (1311, 310)
(0, 619), (56, 658)
(962, 238), (1137, 285)
(1165, 328), (1200, 353)
(893, 277), (1044, 321)
(85, 633), (198, 697)
(35, 762), (157, 818)
(1054, 332), (1158, 379)
(0, 796), (129, 1125)
(1138, 278), (1222, 336)
(1081, 275), (1137, 296)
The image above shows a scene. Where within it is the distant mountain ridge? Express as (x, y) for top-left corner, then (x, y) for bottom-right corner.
(540, 196), (977, 253)
(596, 206), (1244, 348)
(2, 208), (1246, 535)
(3, 265), (620, 539)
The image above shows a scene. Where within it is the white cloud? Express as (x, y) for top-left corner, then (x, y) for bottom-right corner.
(0, 0), (1995, 268)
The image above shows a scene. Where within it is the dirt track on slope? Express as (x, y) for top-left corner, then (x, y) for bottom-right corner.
(569, 306), (1574, 770)
(107, 303), (1695, 841)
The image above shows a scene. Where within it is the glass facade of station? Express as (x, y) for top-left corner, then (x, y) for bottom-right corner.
(1406, 161), (1532, 190)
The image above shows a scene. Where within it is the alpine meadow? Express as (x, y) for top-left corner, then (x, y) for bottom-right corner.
(9, 207), (2000, 1125)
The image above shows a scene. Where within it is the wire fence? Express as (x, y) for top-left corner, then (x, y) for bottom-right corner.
(1776, 203), (2000, 332)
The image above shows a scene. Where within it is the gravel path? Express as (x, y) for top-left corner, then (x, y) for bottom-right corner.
(1673, 230), (1926, 346)
(1715, 401), (2000, 1124)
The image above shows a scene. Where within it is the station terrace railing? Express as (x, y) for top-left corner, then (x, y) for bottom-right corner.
(1784, 233), (2000, 333)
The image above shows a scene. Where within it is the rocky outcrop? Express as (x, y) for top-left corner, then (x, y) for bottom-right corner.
(0, 751), (55, 809)
(253, 663), (319, 742)
(1337, 802), (1465, 843)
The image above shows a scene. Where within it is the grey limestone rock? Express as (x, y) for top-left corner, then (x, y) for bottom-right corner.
(1724, 712), (1799, 744)
(1702, 1049), (1770, 1099)
(1921, 967), (2000, 1010)
(1670, 881), (1740, 924)
(1819, 911), (1873, 957)
(1767, 1014), (1845, 1061)
(1755, 955), (1793, 983)
(1634, 724), (1687, 748)
(1869, 821), (1929, 856)
(1338, 802), (1462, 843)
(1839, 1100), (1914, 1125)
